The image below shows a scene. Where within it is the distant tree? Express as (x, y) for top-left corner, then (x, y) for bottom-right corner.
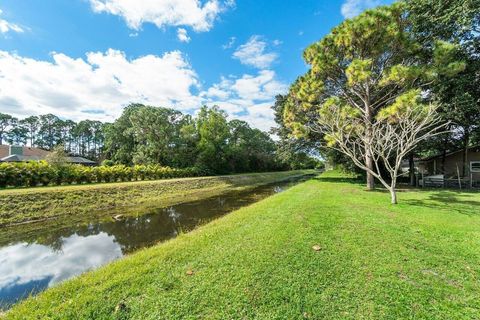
(60, 120), (76, 153)
(45, 144), (69, 166)
(91, 121), (105, 159)
(228, 120), (277, 172)
(176, 115), (199, 168)
(0, 113), (15, 145)
(74, 120), (92, 156)
(271, 94), (343, 171)
(37, 114), (61, 150)
(129, 106), (187, 166)
(0, 106), (285, 174)
(195, 106), (230, 173)
(6, 122), (28, 145)
(104, 104), (142, 165)
(20, 116), (40, 147)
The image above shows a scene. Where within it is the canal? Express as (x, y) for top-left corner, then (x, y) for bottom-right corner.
(0, 174), (312, 310)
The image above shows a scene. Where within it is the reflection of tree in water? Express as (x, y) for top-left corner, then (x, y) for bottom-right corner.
(34, 235), (65, 253)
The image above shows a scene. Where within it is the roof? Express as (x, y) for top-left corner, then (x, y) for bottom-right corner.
(68, 157), (97, 164)
(0, 145), (8, 158)
(0, 145), (50, 158)
(419, 145), (480, 162)
(0, 155), (96, 164)
(0, 155), (45, 162)
(0, 144), (96, 165)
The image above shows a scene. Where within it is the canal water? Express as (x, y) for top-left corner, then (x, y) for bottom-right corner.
(0, 174), (312, 310)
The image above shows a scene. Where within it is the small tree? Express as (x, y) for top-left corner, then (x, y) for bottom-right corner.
(45, 144), (69, 167)
(317, 91), (447, 204)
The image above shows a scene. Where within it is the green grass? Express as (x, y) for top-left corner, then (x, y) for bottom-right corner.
(4, 171), (480, 319)
(0, 170), (311, 226)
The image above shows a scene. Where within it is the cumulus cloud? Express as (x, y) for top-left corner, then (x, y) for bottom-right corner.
(0, 9), (24, 34)
(89, 0), (233, 32)
(233, 35), (278, 69)
(0, 48), (286, 132)
(177, 28), (191, 42)
(202, 70), (288, 131)
(341, 0), (381, 18)
(0, 49), (201, 121)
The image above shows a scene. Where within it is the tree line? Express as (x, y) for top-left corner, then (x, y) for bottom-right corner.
(0, 113), (105, 160)
(103, 104), (318, 173)
(0, 105), (320, 174)
(275, 0), (479, 203)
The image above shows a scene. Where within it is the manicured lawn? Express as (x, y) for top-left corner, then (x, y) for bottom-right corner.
(0, 170), (311, 226)
(4, 171), (480, 319)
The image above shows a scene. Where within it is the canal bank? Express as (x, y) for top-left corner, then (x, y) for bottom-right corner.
(0, 170), (314, 226)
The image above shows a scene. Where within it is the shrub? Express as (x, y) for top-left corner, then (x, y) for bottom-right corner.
(101, 159), (115, 167)
(0, 161), (204, 188)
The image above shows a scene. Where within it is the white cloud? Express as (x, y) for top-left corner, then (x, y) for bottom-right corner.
(0, 49), (200, 121)
(177, 28), (191, 42)
(233, 35), (278, 69)
(0, 233), (122, 292)
(0, 48), (285, 132)
(0, 9), (24, 34)
(89, 0), (233, 32)
(222, 36), (236, 49)
(341, 0), (381, 18)
(202, 70), (287, 131)
(272, 39), (282, 46)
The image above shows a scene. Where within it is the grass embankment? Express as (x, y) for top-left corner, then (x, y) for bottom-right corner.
(5, 171), (480, 319)
(0, 170), (312, 226)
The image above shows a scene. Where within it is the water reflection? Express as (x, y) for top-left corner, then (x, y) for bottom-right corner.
(0, 175), (312, 309)
(0, 233), (122, 309)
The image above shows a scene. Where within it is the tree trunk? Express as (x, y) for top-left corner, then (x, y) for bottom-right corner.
(390, 188), (397, 204)
(462, 129), (470, 177)
(365, 101), (375, 190)
(366, 153), (375, 190)
(409, 153), (415, 186)
(440, 130), (449, 174)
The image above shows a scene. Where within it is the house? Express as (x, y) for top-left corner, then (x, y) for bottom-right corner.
(0, 145), (97, 166)
(416, 146), (480, 188)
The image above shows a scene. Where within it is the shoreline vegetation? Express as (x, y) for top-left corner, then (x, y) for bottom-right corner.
(4, 171), (479, 319)
(0, 170), (314, 227)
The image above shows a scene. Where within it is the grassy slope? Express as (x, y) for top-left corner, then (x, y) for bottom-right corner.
(5, 171), (480, 319)
(0, 170), (311, 226)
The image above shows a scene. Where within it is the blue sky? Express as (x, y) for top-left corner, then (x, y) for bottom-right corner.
(0, 0), (390, 131)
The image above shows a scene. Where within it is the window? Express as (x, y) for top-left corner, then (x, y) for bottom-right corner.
(471, 161), (480, 172)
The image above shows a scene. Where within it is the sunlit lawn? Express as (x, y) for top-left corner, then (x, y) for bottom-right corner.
(5, 171), (480, 319)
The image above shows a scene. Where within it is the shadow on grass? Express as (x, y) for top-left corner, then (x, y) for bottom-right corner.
(403, 190), (480, 216)
(313, 176), (364, 184)
(315, 174), (480, 215)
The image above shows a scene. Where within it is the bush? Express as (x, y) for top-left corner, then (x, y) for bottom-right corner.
(0, 161), (204, 188)
(101, 159), (115, 167)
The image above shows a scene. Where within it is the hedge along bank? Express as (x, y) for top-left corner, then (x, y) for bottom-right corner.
(0, 170), (314, 226)
(0, 161), (203, 188)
